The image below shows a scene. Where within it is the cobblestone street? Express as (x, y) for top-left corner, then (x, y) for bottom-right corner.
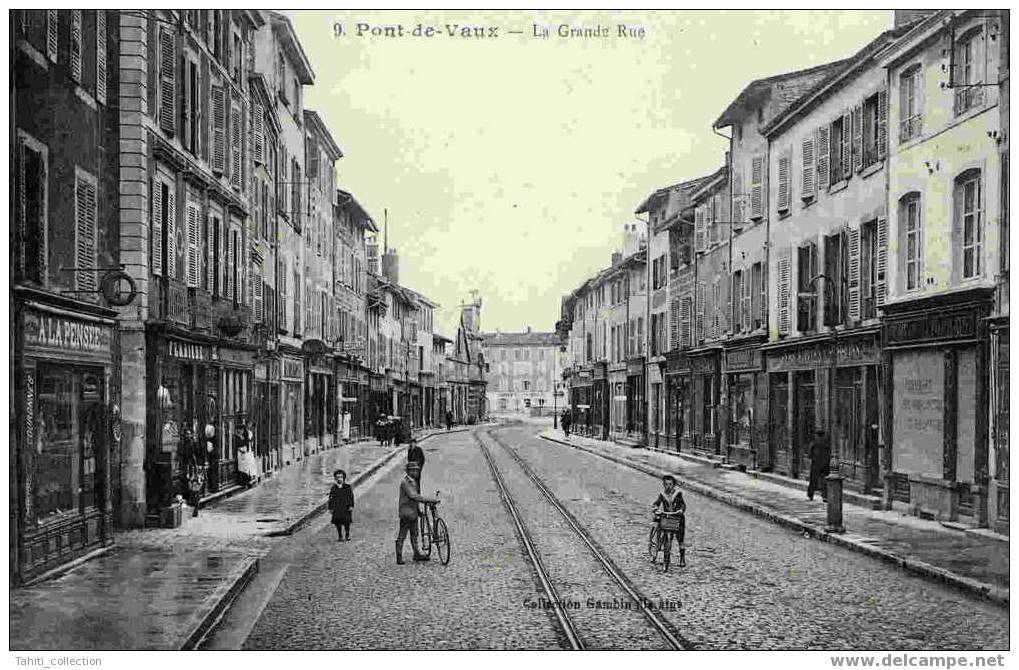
(234, 424), (1007, 650)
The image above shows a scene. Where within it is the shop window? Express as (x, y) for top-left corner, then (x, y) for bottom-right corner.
(955, 169), (983, 280)
(34, 366), (102, 525)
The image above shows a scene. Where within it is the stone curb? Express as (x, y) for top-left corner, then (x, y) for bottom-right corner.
(539, 432), (1009, 608)
(178, 555), (260, 650)
(266, 427), (471, 537)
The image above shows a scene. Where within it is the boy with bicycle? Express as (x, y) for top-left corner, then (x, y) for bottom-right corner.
(396, 461), (440, 564)
(652, 474), (687, 568)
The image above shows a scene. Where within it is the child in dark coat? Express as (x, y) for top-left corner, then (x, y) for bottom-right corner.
(328, 469), (354, 541)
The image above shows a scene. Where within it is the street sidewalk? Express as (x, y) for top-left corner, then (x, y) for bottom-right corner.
(9, 427), (466, 651)
(539, 428), (1009, 606)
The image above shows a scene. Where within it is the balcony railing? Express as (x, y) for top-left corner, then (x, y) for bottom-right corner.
(954, 86), (985, 116)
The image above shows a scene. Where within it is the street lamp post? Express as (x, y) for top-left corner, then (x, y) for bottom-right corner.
(809, 272), (845, 533)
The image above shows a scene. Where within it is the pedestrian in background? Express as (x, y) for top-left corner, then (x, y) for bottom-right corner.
(407, 438), (425, 485)
(396, 462), (439, 564)
(561, 409), (572, 438)
(807, 429), (831, 502)
(329, 469), (354, 542)
(445, 410), (453, 431)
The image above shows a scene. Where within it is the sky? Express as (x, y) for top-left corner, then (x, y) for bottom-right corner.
(290, 10), (894, 337)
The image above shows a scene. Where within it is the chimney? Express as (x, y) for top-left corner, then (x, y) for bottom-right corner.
(382, 248), (399, 284)
(526, 325), (532, 334)
(894, 10), (937, 29)
(611, 251), (622, 265)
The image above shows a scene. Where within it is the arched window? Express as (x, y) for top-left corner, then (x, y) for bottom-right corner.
(955, 169), (984, 279)
(899, 193), (923, 291)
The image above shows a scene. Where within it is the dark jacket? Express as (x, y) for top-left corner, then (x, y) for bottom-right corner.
(329, 483), (354, 522)
(407, 443), (425, 467)
(809, 437), (831, 476)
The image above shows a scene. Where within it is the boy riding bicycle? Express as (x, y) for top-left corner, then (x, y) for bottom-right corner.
(652, 474), (687, 568)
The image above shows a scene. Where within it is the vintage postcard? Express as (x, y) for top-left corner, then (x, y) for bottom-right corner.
(8, 8), (1009, 658)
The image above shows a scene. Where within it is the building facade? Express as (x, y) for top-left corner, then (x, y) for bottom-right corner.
(483, 329), (563, 415)
(12, 9), (119, 583)
(879, 11), (1005, 525)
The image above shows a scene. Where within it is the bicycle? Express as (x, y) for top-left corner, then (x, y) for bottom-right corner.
(418, 491), (451, 565)
(648, 510), (685, 572)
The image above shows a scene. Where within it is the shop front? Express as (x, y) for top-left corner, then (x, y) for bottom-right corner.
(883, 289), (992, 523)
(724, 341), (767, 470)
(624, 358), (645, 440)
(280, 353), (305, 465)
(253, 358), (280, 475)
(592, 362), (609, 440)
(686, 348), (721, 457)
(647, 361), (665, 449)
(14, 299), (117, 585)
(212, 345), (256, 492)
(571, 367), (593, 436)
(304, 351), (334, 455)
(764, 332), (882, 488)
(665, 351), (693, 452)
(989, 320), (1008, 534)
(608, 365), (627, 441)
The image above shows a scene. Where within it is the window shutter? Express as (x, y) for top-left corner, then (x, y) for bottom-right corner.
(876, 88), (888, 159)
(669, 297), (679, 349)
(875, 216), (888, 307)
(186, 202), (199, 287)
(680, 297), (691, 347)
(181, 59), (191, 152)
(852, 103), (864, 173)
(46, 10), (58, 62)
(307, 139), (320, 179)
(95, 10), (107, 104)
(840, 111), (852, 180)
(778, 252), (791, 335)
(848, 225), (861, 322)
(777, 155), (790, 212)
(761, 262), (768, 328)
(206, 213), (215, 290)
(801, 136), (815, 199)
(816, 126), (830, 191)
(750, 155), (764, 219)
(74, 173), (98, 292)
(211, 86), (225, 173)
(16, 141), (26, 277)
(253, 103), (264, 165)
(694, 206), (706, 252)
(227, 227), (235, 300)
(166, 185), (176, 279)
(731, 273), (740, 334)
(159, 28), (176, 134)
(732, 167), (744, 223)
(151, 180), (163, 276)
(70, 10), (82, 82)
(743, 267), (753, 332)
(230, 105), (242, 189)
(695, 281), (705, 343)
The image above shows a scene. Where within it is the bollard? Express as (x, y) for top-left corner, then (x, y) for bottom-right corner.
(825, 473), (845, 533)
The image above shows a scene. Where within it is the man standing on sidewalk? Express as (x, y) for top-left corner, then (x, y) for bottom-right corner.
(807, 429), (831, 502)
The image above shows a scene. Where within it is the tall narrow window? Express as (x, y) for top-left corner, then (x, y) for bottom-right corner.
(956, 170), (983, 279)
(861, 220), (878, 318)
(797, 243), (818, 333)
(954, 29), (986, 114)
(16, 132), (48, 285)
(901, 194), (923, 291)
(899, 65), (923, 142)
